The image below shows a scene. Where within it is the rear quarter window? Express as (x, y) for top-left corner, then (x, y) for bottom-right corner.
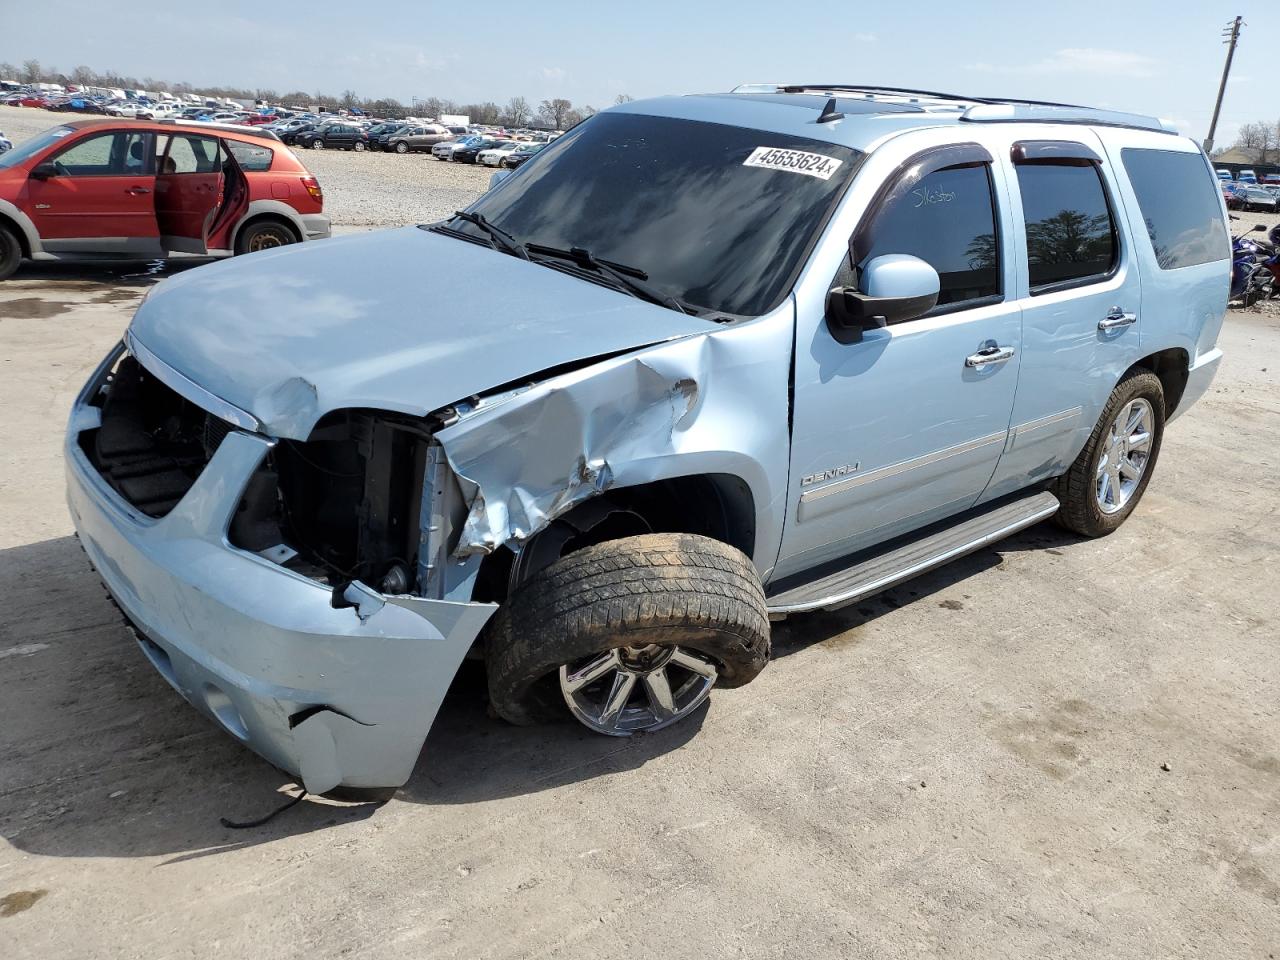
(1120, 148), (1229, 269)
(226, 140), (274, 172)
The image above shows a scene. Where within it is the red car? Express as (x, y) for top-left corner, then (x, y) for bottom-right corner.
(0, 118), (331, 280)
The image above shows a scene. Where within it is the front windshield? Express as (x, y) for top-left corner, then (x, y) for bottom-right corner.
(462, 112), (861, 317)
(0, 125), (73, 169)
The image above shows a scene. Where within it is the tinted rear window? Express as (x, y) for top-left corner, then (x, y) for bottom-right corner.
(1121, 149), (1229, 269)
(1016, 164), (1116, 291)
(226, 140), (274, 171)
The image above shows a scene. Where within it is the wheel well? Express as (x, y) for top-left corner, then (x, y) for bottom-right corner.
(235, 213), (300, 248)
(472, 474), (757, 604)
(1130, 348), (1189, 417)
(0, 213), (31, 258)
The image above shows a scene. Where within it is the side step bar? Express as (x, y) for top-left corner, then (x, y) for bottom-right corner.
(766, 490), (1060, 616)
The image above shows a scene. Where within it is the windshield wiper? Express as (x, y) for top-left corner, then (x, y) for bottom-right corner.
(450, 210), (529, 260)
(525, 243), (690, 315)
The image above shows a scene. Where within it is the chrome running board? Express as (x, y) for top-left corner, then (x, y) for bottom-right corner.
(766, 490), (1060, 616)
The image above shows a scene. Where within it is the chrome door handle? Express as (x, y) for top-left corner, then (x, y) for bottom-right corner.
(125, 186), (151, 195)
(965, 345), (1016, 367)
(1099, 308), (1137, 330)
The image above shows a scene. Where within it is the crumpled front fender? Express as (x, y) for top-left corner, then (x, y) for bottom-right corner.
(434, 301), (796, 578)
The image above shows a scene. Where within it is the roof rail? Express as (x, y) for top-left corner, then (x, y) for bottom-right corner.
(730, 84), (1179, 134)
(960, 103), (1177, 134)
(732, 83), (1084, 107)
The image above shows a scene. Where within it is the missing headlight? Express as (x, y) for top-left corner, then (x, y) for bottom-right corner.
(229, 411), (435, 590)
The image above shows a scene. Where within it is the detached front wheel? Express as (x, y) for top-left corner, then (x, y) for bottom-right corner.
(486, 533), (771, 734)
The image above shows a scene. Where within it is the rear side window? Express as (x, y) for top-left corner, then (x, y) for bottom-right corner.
(859, 164), (1002, 310)
(1016, 163), (1116, 292)
(226, 140), (274, 171)
(1120, 148), (1230, 269)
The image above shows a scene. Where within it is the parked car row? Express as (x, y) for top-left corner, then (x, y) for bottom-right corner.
(1222, 180), (1280, 213)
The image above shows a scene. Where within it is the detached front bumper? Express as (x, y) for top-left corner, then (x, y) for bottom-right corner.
(65, 346), (495, 792)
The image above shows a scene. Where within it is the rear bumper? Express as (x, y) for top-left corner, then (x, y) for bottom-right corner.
(301, 212), (331, 241)
(1168, 347), (1222, 424)
(65, 344), (495, 791)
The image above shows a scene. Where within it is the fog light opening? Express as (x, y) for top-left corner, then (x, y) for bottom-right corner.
(203, 684), (249, 741)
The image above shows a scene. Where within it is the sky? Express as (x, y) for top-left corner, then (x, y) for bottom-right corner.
(1, 1), (1274, 146)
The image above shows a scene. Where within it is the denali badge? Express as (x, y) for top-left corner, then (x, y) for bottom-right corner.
(801, 463), (860, 486)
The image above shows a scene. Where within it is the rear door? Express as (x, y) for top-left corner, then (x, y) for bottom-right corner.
(23, 128), (160, 254)
(980, 130), (1145, 502)
(155, 132), (247, 253)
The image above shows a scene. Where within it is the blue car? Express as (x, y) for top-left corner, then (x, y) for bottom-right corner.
(66, 83), (1228, 792)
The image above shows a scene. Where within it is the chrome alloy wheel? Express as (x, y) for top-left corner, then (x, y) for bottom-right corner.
(559, 644), (718, 736)
(1096, 398), (1154, 514)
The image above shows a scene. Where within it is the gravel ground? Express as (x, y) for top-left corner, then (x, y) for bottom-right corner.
(0, 106), (492, 227)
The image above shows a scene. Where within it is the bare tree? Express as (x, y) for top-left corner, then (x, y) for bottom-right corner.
(614, 94), (633, 105)
(504, 95), (531, 127)
(538, 98), (574, 129)
(1235, 121), (1278, 163)
(341, 89), (358, 108)
(21, 59), (41, 83)
(0, 62), (16, 81)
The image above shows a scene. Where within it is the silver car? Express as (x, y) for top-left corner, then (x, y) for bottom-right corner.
(66, 85), (1227, 793)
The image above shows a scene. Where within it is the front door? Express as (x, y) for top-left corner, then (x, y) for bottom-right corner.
(155, 133), (247, 254)
(776, 147), (1022, 579)
(23, 129), (160, 255)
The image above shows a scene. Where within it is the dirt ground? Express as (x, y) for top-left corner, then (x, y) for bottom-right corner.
(1, 274), (1279, 954)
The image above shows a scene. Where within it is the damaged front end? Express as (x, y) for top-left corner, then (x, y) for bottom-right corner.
(65, 341), (496, 793)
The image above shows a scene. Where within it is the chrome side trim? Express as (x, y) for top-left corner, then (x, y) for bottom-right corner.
(767, 493), (1061, 615)
(1011, 406), (1082, 441)
(799, 430), (1007, 504)
(125, 331), (262, 433)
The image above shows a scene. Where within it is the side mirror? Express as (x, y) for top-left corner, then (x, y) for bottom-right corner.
(1253, 224), (1267, 232)
(488, 168), (511, 190)
(826, 254), (940, 344)
(31, 161), (59, 180)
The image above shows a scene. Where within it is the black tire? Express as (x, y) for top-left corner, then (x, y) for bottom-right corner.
(234, 220), (297, 256)
(394, 141), (408, 154)
(1052, 369), (1165, 537)
(0, 223), (20, 281)
(486, 533), (771, 726)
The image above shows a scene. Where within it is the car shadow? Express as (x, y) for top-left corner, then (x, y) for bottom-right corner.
(11, 257), (213, 286)
(1, 521), (1080, 857)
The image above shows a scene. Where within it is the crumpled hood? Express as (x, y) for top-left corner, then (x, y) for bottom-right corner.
(128, 226), (713, 439)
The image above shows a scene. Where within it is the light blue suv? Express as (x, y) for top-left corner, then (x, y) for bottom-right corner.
(66, 84), (1228, 793)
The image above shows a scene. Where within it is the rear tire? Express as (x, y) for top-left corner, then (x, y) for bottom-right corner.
(0, 224), (21, 281)
(353, 141), (366, 152)
(310, 140), (323, 150)
(1052, 369), (1165, 537)
(234, 220), (297, 256)
(486, 533), (771, 730)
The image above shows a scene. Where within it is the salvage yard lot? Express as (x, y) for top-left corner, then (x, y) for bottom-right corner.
(2, 113), (1280, 959)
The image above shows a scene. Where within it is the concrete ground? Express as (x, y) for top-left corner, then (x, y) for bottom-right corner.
(1, 259), (1277, 960)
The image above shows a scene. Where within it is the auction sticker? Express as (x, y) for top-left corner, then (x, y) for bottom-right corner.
(743, 146), (843, 181)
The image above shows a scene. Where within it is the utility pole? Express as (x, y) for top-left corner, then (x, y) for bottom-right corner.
(1204, 15), (1243, 155)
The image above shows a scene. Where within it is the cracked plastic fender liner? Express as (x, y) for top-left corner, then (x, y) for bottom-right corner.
(436, 341), (708, 556)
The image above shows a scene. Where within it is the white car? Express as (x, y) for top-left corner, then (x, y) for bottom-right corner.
(0, 129), (11, 154)
(478, 141), (524, 167)
(105, 102), (154, 119)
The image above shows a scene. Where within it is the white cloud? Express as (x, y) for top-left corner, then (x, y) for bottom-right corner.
(969, 48), (1159, 80)
(541, 66), (567, 81)
(853, 32), (877, 43)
